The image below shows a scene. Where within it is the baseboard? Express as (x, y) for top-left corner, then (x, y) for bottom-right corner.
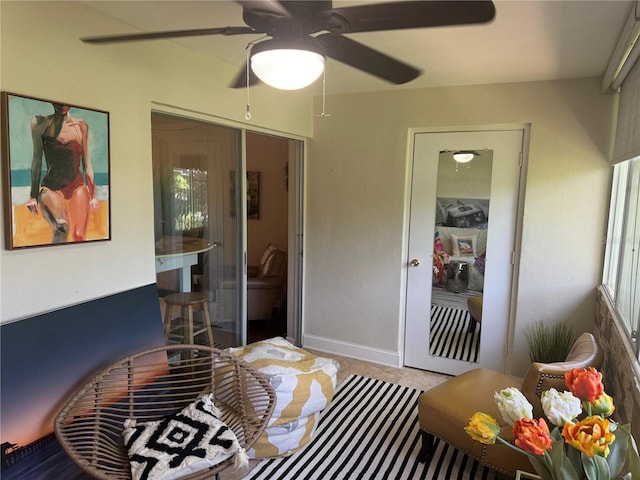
(302, 334), (401, 367)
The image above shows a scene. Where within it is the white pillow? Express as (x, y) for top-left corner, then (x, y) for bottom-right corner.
(451, 233), (477, 256)
(123, 394), (243, 480)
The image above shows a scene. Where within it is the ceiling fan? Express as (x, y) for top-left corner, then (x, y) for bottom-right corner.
(82, 0), (496, 90)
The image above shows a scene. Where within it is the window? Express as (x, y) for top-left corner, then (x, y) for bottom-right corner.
(172, 167), (207, 232)
(603, 156), (640, 359)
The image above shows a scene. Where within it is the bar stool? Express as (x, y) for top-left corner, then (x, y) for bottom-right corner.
(163, 292), (214, 346)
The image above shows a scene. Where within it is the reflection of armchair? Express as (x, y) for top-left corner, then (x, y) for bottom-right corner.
(417, 333), (603, 476)
(248, 244), (287, 321)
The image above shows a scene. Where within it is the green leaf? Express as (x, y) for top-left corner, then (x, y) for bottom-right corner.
(625, 425), (640, 479)
(528, 456), (555, 480)
(583, 453), (611, 480)
(549, 438), (566, 466)
(547, 439), (580, 480)
(594, 454), (611, 480)
(567, 446), (586, 479)
(582, 454), (611, 480)
(607, 424), (629, 478)
(559, 457), (581, 480)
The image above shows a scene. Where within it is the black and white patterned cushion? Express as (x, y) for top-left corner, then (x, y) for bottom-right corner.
(123, 394), (242, 480)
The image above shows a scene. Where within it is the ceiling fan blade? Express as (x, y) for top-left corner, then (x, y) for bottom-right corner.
(316, 33), (421, 85)
(229, 62), (262, 89)
(326, 1), (495, 34)
(81, 26), (256, 44)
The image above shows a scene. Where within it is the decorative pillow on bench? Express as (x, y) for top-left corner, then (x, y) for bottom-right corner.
(122, 394), (245, 480)
(451, 233), (477, 256)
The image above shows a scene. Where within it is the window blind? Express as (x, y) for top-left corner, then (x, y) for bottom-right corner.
(613, 57), (640, 164)
(611, 2), (640, 164)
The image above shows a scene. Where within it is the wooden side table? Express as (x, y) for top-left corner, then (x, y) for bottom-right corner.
(446, 260), (469, 293)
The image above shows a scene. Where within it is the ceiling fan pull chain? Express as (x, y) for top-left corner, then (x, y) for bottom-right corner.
(317, 68), (332, 118)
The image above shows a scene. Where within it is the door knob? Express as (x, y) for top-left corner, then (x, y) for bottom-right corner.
(410, 259), (420, 267)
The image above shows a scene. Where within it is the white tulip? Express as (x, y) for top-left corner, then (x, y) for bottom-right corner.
(541, 388), (582, 426)
(494, 387), (533, 425)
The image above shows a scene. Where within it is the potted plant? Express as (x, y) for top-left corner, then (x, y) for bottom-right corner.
(525, 321), (575, 363)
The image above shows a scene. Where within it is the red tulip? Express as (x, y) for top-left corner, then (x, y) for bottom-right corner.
(564, 367), (604, 403)
(512, 418), (553, 456)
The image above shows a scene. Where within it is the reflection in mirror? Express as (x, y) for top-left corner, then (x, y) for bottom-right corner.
(430, 150), (493, 362)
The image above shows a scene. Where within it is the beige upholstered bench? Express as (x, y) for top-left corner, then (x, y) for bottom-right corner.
(467, 296), (483, 332)
(417, 332), (603, 477)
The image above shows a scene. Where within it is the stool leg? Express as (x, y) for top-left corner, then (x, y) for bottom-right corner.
(163, 304), (175, 344)
(183, 305), (195, 345)
(417, 431), (436, 462)
(201, 301), (214, 346)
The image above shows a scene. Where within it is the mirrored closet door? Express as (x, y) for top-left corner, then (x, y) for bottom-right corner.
(404, 129), (525, 376)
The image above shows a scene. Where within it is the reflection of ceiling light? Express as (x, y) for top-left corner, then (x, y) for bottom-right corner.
(453, 151), (478, 163)
(251, 38), (325, 90)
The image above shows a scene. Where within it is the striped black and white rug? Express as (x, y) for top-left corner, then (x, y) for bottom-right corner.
(430, 305), (480, 362)
(243, 375), (496, 480)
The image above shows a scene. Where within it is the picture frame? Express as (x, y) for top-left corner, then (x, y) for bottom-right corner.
(1, 92), (111, 249)
(229, 170), (260, 220)
(515, 471), (541, 480)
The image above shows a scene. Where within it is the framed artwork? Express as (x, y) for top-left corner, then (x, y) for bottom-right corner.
(246, 170), (260, 219)
(229, 170), (260, 220)
(1, 92), (110, 249)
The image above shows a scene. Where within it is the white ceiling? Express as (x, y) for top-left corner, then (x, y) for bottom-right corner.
(80, 0), (634, 95)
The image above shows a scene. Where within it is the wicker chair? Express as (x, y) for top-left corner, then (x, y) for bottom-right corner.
(55, 345), (276, 480)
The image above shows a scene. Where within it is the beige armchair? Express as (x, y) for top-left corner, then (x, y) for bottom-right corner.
(247, 244), (287, 321)
(217, 244), (287, 323)
(417, 332), (603, 477)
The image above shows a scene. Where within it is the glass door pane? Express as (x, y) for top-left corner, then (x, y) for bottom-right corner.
(152, 113), (243, 348)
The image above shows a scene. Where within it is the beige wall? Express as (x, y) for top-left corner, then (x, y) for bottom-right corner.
(246, 133), (289, 266)
(0, 1), (312, 322)
(305, 80), (615, 375)
(0, 2), (618, 380)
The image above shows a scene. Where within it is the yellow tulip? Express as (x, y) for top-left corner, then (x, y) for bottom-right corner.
(465, 412), (500, 445)
(562, 416), (615, 458)
(590, 392), (615, 418)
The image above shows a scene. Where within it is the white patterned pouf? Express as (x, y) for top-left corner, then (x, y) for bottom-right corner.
(227, 337), (339, 458)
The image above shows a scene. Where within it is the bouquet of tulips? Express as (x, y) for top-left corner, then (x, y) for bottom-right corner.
(464, 367), (640, 480)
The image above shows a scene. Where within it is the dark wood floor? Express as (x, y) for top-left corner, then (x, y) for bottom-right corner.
(248, 318), (287, 344)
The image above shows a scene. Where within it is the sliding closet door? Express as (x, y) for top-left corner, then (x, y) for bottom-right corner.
(152, 113), (245, 347)
(404, 129), (524, 376)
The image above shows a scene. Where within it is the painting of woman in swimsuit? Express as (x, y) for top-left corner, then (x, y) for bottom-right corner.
(2, 93), (110, 248)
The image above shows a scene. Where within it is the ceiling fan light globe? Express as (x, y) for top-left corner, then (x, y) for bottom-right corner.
(251, 49), (325, 90)
(453, 151), (476, 163)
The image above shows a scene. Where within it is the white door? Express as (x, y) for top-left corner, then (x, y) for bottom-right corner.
(404, 129), (524, 375)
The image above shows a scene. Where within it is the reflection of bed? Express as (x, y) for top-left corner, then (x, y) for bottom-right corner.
(433, 226), (486, 292)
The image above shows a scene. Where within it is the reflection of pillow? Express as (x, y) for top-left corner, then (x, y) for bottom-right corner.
(434, 231), (446, 255)
(452, 234), (476, 256)
(433, 231), (449, 283)
(123, 394), (244, 480)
